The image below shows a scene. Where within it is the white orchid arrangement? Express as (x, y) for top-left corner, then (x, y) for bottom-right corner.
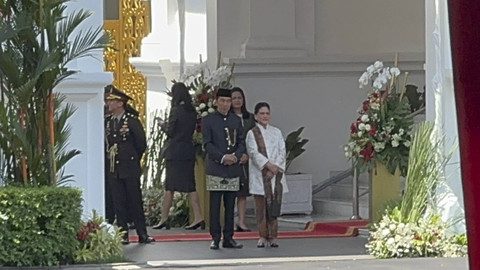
(180, 61), (234, 117)
(178, 59), (235, 154)
(345, 61), (413, 176)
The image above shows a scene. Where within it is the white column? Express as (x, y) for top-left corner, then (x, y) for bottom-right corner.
(242, 0), (313, 58)
(57, 0), (113, 218)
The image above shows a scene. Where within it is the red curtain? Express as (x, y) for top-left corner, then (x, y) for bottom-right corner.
(448, 1), (480, 268)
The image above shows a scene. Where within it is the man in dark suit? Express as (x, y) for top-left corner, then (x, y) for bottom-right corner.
(202, 88), (245, 250)
(104, 85), (154, 245)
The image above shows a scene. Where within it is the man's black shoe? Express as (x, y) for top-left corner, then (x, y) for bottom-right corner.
(210, 240), (220, 250)
(138, 235), (155, 244)
(127, 222), (136, 230)
(222, 239), (243, 249)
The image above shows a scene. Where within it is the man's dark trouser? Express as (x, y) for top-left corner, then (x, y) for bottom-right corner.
(109, 174), (148, 238)
(105, 176), (115, 224)
(209, 190), (236, 241)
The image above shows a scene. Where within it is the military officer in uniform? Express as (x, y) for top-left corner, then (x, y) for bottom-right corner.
(104, 85), (154, 245)
(202, 88), (245, 250)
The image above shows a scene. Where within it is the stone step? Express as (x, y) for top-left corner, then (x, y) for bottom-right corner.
(312, 198), (369, 220)
(358, 228), (370, 238)
(329, 170), (370, 186)
(315, 183), (369, 201)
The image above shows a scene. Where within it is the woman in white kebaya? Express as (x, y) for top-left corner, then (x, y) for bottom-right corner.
(246, 102), (288, 248)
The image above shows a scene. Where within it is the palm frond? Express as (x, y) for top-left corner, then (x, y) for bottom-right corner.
(1, 0), (106, 186)
(64, 26), (109, 65)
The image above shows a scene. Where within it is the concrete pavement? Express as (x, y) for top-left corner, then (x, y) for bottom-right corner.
(121, 230), (467, 270)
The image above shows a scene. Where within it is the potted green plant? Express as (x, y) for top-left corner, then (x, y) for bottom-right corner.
(285, 127), (309, 173)
(282, 127), (312, 215)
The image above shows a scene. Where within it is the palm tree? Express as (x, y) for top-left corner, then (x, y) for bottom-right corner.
(0, 0), (109, 186)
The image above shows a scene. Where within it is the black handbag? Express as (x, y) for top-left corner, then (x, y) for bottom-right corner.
(267, 199), (281, 220)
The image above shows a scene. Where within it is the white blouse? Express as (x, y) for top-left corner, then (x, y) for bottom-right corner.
(246, 123), (288, 195)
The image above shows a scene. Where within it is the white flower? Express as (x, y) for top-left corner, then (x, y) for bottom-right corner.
(373, 79), (383, 89)
(345, 151), (352, 158)
(367, 65), (375, 74)
(399, 128), (404, 135)
(361, 115), (369, 122)
(390, 67), (401, 76)
(207, 101), (213, 107)
(199, 103), (206, 109)
(359, 72), (369, 88)
(208, 108), (215, 113)
(205, 65), (231, 87)
(403, 141), (411, 147)
(373, 73), (389, 89)
(201, 111), (208, 117)
(389, 224), (396, 231)
(370, 103), (380, 110)
(357, 131), (363, 137)
(365, 124), (371, 131)
(391, 140), (400, 147)
(100, 222), (116, 237)
(373, 142), (385, 152)
(373, 61), (384, 71)
(358, 123), (366, 130)
(392, 134), (401, 141)
(386, 237), (395, 245)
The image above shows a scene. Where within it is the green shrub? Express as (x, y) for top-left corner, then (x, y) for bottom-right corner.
(0, 187), (82, 266)
(73, 211), (125, 264)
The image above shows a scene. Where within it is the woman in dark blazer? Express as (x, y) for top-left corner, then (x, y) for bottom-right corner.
(230, 87), (256, 232)
(153, 82), (205, 230)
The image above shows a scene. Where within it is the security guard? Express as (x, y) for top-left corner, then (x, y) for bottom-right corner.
(104, 85), (154, 244)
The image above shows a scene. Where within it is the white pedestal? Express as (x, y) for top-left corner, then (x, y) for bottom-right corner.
(281, 174), (313, 215)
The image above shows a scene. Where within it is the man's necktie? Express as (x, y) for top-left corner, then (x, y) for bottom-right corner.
(113, 118), (119, 130)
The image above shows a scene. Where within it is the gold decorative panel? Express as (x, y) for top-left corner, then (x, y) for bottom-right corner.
(103, 0), (151, 124)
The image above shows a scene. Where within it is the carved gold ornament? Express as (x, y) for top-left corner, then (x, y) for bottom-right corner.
(103, 0), (151, 124)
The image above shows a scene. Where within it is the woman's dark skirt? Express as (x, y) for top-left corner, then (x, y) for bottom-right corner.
(165, 160), (196, 192)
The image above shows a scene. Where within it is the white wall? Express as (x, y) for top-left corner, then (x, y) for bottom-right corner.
(213, 0), (426, 184)
(216, 1), (250, 59)
(140, 0), (427, 185)
(213, 0), (425, 59)
(230, 56), (424, 183)
(315, 0), (425, 55)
